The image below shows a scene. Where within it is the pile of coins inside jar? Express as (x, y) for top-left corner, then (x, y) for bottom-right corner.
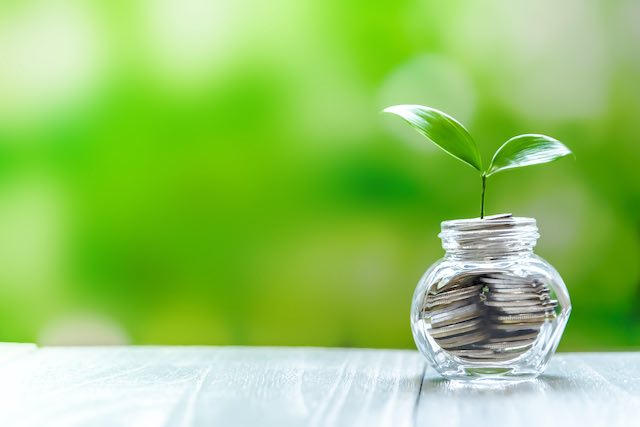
(422, 271), (558, 362)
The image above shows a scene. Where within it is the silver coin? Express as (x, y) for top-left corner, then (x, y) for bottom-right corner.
(424, 295), (480, 310)
(481, 340), (534, 352)
(486, 272), (535, 280)
(436, 330), (489, 349)
(545, 300), (559, 309)
(454, 351), (523, 361)
(429, 318), (484, 338)
(484, 283), (543, 292)
(486, 282), (547, 291)
(432, 274), (471, 293)
(431, 303), (483, 325)
(454, 222), (516, 233)
(490, 313), (552, 324)
(482, 213), (514, 220)
(485, 270), (533, 277)
(430, 282), (483, 295)
(488, 288), (550, 298)
(491, 305), (554, 315)
(487, 288), (548, 296)
(492, 323), (542, 332)
(433, 274), (477, 292)
(425, 291), (482, 309)
(488, 331), (539, 343)
(427, 284), (483, 300)
(431, 304), (483, 327)
(452, 223), (514, 233)
(485, 299), (545, 308)
(426, 299), (478, 318)
(487, 292), (549, 302)
(481, 276), (535, 286)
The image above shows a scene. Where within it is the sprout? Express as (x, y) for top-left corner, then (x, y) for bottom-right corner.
(383, 105), (574, 218)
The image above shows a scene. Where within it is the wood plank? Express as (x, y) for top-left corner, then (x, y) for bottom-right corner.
(0, 343), (37, 365)
(0, 347), (425, 427)
(0, 347), (638, 426)
(415, 352), (640, 427)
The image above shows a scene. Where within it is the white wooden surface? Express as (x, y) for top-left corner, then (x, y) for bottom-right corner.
(0, 344), (638, 427)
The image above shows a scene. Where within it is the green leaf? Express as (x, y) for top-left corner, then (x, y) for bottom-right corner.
(383, 105), (483, 172)
(487, 134), (573, 177)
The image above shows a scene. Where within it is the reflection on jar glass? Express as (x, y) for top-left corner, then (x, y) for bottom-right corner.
(410, 214), (571, 381)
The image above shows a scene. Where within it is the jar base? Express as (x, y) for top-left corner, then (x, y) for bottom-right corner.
(438, 366), (541, 382)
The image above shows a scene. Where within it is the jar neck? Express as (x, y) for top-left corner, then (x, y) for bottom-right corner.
(439, 215), (539, 261)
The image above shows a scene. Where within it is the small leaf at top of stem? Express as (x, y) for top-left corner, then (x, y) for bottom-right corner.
(383, 105), (483, 173)
(487, 134), (573, 177)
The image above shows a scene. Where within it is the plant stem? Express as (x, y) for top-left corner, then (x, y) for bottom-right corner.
(480, 173), (486, 219)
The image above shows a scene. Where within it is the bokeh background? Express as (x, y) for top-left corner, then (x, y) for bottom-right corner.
(0, 0), (638, 350)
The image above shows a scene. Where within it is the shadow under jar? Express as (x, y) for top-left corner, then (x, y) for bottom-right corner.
(410, 214), (571, 382)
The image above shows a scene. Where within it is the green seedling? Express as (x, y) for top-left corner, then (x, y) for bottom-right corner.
(383, 105), (574, 218)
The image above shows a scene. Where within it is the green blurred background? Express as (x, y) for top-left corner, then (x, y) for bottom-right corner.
(0, 0), (638, 350)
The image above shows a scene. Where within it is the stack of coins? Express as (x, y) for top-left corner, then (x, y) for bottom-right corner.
(421, 272), (558, 362)
(422, 273), (488, 354)
(479, 272), (557, 360)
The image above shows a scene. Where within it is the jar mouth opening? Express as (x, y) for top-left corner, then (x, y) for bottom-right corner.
(439, 214), (539, 258)
(440, 214), (536, 232)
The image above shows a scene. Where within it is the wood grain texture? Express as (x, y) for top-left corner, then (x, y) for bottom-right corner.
(0, 345), (638, 427)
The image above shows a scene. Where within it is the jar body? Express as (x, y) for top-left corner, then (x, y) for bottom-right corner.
(411, 217), (571, 381)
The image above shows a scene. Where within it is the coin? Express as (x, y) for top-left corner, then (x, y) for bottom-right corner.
(428, 283), (483, 297)
(482, 213), (514, 220)
(452, 351), (522, 361)
(426, 284), (483, 302)
(424, 296), (479, 310)
(484, 299), (544, 308)
(436, 330), (489, 349)
(424, 297), (479, 311)
(431, 304), (483, 328)
(484, 288), (543, 296)
(425, 295), (482, 311)
(481, 340), (534, 352)
(429, 317), (485, 338)
(488, 331), (539, 343)
(487, 285), (548, 294)
(480, 277), (534, 286)
(490, 313), (552, 324)
(433, 274), (478, 292)
(426, 298), (479, 318)
(491, 305), (555, 315)
(422, 268), (559, 364)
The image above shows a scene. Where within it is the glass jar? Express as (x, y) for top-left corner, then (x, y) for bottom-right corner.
(410, 214), (571, 381)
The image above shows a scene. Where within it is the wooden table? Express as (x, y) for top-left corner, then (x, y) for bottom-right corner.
(0, 344), (637, 426)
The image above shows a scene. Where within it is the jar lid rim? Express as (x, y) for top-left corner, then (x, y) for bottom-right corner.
(441, 214), (536, 231)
